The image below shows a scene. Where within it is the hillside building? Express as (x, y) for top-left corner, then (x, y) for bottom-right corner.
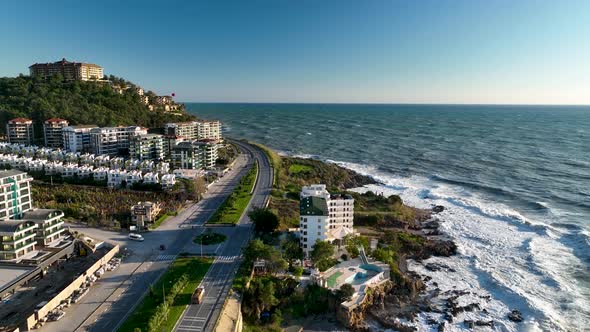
(6, 118), (34, 145)
(62, 125), (98, 153)
(129, 134), (165, 161)
(89, 126), (147, 156)
(29, 58), (103, 81)
(43, 118), (69, 148)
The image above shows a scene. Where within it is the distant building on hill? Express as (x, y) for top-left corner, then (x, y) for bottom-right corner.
(43, 118), (69, 148)
(29, 58), (103, 81)
(6, 118), (34, 145)
(62, 125), (98, 153)
(299, 184), (355, 257)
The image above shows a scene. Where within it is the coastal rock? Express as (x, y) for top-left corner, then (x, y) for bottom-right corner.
(508, 309), (523, 322)
(432, 205), (445, 213)
(475, 320), (494, 327)
(437, 322), (446, 331)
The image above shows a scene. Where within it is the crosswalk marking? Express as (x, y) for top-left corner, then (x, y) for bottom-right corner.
(155, 254), (176, 261)
(215, 255), (238, 262)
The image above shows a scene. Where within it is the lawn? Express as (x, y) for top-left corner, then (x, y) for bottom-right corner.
(207, 161), (258, 225)
(193, 231), (227, 245)
(117, 256), (213, 332)
(288, 163), (314, 175)
(149, 212), (173, 230)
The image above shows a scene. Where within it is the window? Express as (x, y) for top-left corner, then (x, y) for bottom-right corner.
(304, 244), (307, 248)
(303, 231), (307, 235)
(317, 232), (321, 236)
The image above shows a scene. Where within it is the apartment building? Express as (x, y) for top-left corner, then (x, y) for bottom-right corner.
(299, 184), (354, 257)
(89, 126), (147, 156)
(62, 125), (98, 153)
(154, 95), (173, 105)
(129, 134), (165, 161)
(0, 170), (33, 220)
(21, 209), (65, 246)
(6, 118), (34, 145)
(29, 58), (103, 81)
(0, 220), (37, 260)
(171, 140), (218, 170)
(43, 118), (69, 148)
(164, 120), (222, 141)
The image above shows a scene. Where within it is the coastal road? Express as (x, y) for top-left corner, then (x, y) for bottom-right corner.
(40, 149), (254, 332)
(174, 139), (273, 332)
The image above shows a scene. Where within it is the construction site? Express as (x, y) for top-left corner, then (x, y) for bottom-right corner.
(0, 236), (119, 332)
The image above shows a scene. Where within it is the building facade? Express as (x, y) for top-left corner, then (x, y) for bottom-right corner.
(89, 126), (148, 156)
(0, 220), (37, 260)
(43, 118), (69, 148)
(171, 140), (218, 170)
(129, 134), (165, 161)
(21, 209), (65, 246)
(62, 125), (98, 153)
(164, 120), (222, 141)
(130, 201), (161, 229)
(0, 170), (33, 220)
(299, 184), (354, 257)
(6, 118), (34, 145)
(29, 58), (103, 81)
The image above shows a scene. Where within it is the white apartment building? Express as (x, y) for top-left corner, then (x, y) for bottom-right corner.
(171, 140), (218, 170)
(299, 184), (355, 257)
(129, 134), (165, 161)
(0, 170), (33, 220)
(90, 126), (148, 156)
(62, 125), (98, 153)
(43, 118), (69, 148)
(164, 120), (222, 141)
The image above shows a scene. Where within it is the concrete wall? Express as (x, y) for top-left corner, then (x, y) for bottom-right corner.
(23, 245), (119, 330)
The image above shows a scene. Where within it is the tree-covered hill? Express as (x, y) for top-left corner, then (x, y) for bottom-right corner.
(0, 75), (195, 136)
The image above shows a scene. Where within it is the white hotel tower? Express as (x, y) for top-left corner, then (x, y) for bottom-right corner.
(299, 184), (354, 257)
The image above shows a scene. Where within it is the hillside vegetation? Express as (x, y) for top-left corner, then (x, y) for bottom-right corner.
(0, 75), (195, 138)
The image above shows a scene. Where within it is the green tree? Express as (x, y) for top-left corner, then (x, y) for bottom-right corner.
(336, 283), (355, 302)
(248, 207), (279, 233)
(281, 236), (303, 268)
(310, 240), (334, 264)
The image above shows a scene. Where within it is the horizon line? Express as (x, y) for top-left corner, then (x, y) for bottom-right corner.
(180, 101), (590, 107)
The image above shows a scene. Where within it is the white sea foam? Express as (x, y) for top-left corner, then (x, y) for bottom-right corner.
(330, 160), (589, 331)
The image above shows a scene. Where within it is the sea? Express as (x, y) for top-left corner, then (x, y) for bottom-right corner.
(186, 103), (590, 331)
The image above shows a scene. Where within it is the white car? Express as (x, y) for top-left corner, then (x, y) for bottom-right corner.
(128, 233), (144, 241)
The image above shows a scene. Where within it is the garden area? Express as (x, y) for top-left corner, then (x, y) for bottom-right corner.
(117, 256), (213, 332)
(207, 161), (258, 225)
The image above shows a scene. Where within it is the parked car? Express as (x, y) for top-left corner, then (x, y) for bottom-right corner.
(128, 233), (144, 241)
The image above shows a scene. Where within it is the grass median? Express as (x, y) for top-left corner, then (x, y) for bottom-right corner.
(117, 256), (213, 332)
(206, 161), (258, 225)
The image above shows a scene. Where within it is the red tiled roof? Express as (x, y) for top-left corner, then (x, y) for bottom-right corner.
(45, 118), (69, 123)
(9, 117), (32, 123)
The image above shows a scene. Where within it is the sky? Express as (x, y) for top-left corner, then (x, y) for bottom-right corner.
(1, 0), (589, 104)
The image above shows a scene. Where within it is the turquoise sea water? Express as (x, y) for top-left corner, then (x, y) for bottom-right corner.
(186, 103), (590, 330)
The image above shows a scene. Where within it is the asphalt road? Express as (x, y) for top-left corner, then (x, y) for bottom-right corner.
(40, 144), (264, 332)
(174, 140), (273, 332)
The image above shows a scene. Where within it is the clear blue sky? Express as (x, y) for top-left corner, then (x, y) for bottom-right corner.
(1, 0), (589, 104)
